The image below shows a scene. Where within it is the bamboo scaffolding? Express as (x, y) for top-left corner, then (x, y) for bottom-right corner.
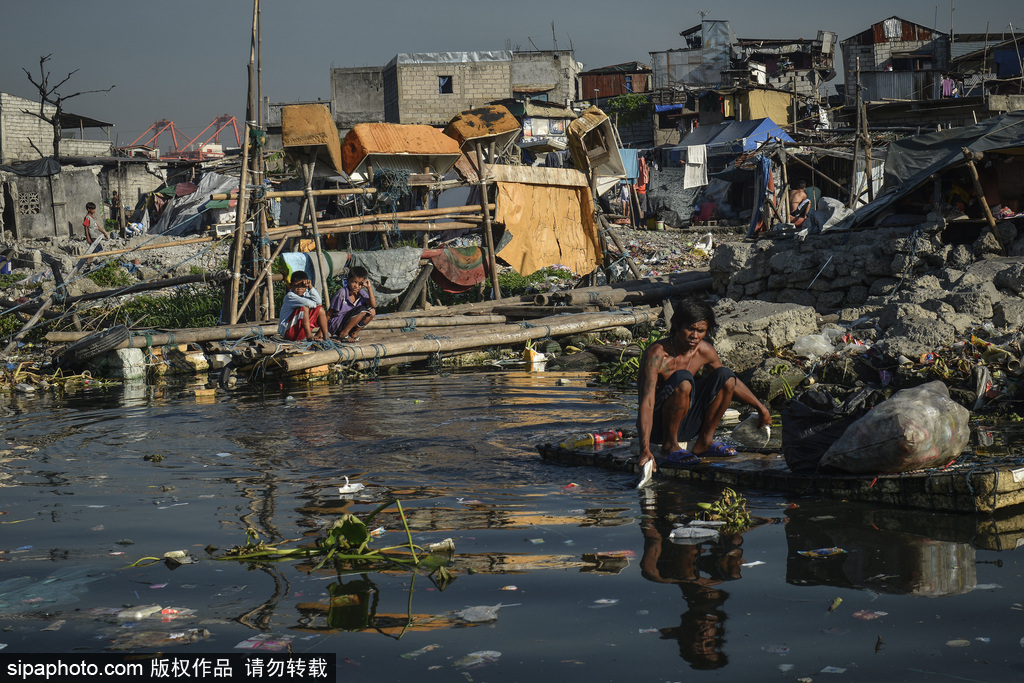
(211, 188), (377, 200)
(277, 308), (659, 373)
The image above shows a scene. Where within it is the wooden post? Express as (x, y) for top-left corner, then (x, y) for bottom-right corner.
(861, 99), (874, 203)
(962, 148), (1007, 255)
(398, 263), (435, 312)
(419, 232), (429, 309)
(474, 142), (501, 300)
(301, 158), (328, 293)
(778, 147), (791, 223)
(224, 122), (251, 325)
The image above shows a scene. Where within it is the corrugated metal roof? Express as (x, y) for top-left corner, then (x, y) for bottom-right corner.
(444, 106), (520, 143)
(341, 123), (461, 175)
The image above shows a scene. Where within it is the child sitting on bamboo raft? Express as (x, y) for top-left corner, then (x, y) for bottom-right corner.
(327, 266), (376, 342)
(278, 270), (329, 342)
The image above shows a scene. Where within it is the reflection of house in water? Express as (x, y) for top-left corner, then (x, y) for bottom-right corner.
(784, 501), (985, 597)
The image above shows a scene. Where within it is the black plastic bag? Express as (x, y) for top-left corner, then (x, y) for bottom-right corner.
(781, 387), (885, 474)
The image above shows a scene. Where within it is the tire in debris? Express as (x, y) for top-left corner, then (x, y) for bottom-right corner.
(59, 325), (131, 368)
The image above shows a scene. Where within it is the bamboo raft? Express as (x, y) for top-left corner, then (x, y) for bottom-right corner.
(537, 440), (1024, 515)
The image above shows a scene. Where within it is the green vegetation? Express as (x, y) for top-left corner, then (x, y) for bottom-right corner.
(696, 487), (751, 534)
(114, 286), (222, 329)
(86, 261), (134, 288)
(595, 329), (664, 386)
(605, 93), (652, 139)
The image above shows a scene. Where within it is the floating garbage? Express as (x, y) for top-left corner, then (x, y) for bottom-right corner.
(117, 605), (162, 621)
(338, 476), (365, 495)
(669, 525), (720, 544)
(106, 627), (209, 651)
(829, 597), (843, 612)
(453, 603), (517, 623)
(454, 650), (501, 668)
(820, 666), (847, 673)
(851, 610), (888, 620)
(797, 547), (846, 558)
(235, 634), (295, 652)
(589, 598), (619, 608)
(401, 644), (440, 659)
(946, 639), (971, 648)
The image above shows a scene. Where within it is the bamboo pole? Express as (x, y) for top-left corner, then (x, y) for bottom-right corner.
(397, 263), (434, 312)
(300, 159), (328, 294)
(78, 234), (222, 260)
(279, 308), (659, 373)
(235, 234), (290, 320)
(598, 214), (643, 279)
(211, 188), (377, 200)
(961, 148), (1007, 255)
(48, 324), (280, 348)
(474, 142), (501, 300)
(785, 153), (850, 197)
(225, 122), (251, 324)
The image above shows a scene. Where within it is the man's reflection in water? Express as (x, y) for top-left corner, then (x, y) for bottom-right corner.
(639, 489), (744, 670)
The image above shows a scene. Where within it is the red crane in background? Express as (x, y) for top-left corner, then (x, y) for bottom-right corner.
(127, 119), (185, 154)
(123, 115), (241, 160)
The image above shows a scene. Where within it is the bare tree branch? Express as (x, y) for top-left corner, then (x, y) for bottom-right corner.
(20, 54), (115, 159)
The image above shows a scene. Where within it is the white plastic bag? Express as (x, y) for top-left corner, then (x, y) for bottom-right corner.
(820, 381), (969, 474)
(792, 334), (834, 360)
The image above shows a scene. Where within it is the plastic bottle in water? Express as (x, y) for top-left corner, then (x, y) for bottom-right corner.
(593, 430), (623, 444)
(559, 433), (595, 449)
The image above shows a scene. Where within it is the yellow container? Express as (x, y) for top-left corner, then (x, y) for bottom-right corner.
(559, 433), (595, 449)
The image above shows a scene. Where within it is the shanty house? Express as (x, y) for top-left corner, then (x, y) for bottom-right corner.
(0, 92), (112, 164)
(581, 62), (652, 100)
(840, 17), (950, 104)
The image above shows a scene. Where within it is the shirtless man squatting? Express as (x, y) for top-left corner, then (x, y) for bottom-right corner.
(637, 298), (772, 471)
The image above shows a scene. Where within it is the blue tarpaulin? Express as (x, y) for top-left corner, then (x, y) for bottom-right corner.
(618, 148), (639, 181)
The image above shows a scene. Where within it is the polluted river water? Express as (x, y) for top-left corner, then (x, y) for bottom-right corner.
(1, 370), (1024, 681)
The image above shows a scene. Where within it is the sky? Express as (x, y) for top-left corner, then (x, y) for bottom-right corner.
(2, 0), (1022, 149)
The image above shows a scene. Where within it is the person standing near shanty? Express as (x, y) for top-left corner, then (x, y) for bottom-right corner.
(636, 299), (771, 470)
(82, 202), (109, 244)
(789, 180), (810, 227)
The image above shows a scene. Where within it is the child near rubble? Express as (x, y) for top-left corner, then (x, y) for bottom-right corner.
(278, 270), (329, 342)
(327, 266), (376, 342)
(82, 202), (109, 244)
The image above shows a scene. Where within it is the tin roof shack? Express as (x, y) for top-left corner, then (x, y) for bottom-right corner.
(836, 17), (999, 128)
(383, 52), (513, 126)
(841, 17), (950, 103)
(581, 62), (652, 100)
(949, 38), (1024, 116)
(341, 123), (462, 181)
(0, 92), (113, 164)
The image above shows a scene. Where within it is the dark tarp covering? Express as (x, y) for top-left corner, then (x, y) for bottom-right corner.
(0, 157), (61, 177)
(848, 111), (1024, 228)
